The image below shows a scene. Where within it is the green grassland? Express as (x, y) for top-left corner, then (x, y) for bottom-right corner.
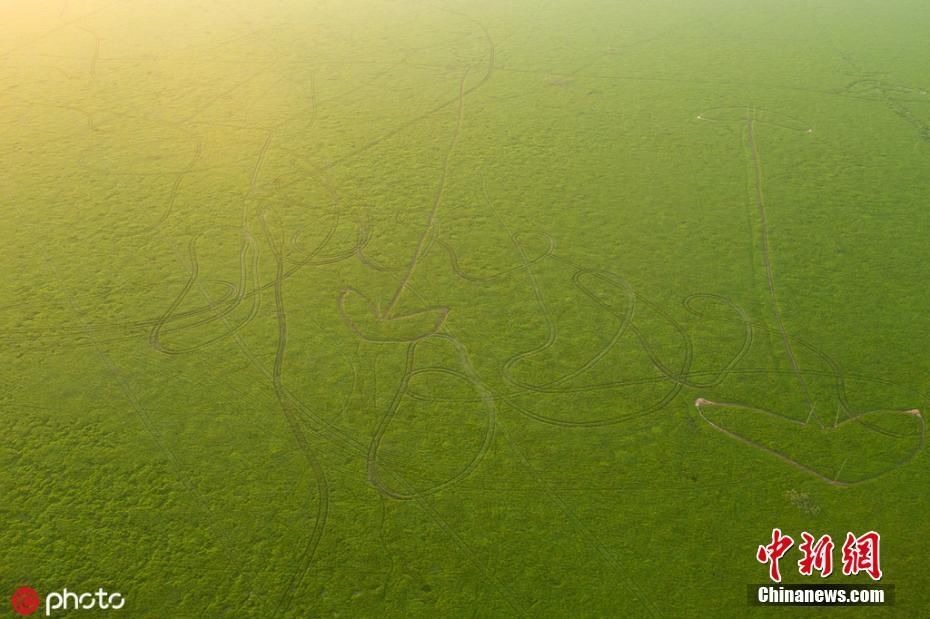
(2, 1), (929, 616)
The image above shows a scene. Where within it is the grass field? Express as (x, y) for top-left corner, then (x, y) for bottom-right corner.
(2, 1), (929, 616)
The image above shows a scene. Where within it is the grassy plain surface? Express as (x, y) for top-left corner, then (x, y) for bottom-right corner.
(2, 1), (929, 616)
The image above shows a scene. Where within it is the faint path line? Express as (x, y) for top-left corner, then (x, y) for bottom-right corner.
(250, 132), (273, 193)
(76, 26), (100, 82)
(135, 139), (204, 238)
(746, 118), (813, 415)
(38, 255), (244, 584)
(276, 13), (496, 191)
(813, 12), (930, 142)
(496, 415), (661, 617)
(244, 130), (274, 226)
(376, 496), (398, 603)
(178, 64), (274, 125)
(372, 447), (529, 616)
(382, 67), (471, 317)
(0, 1), (114, 60)
(261, 214), (330, 619)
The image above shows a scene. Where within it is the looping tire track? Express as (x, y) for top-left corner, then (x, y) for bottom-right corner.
(148, 228), (262, 354)
(437, 232), (555, 284)
(498, 246), (749, 427)
(259, 209), (331, 618)
(366, 333), (497, 501)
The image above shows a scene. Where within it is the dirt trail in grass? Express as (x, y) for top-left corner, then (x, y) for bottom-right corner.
(382, 66), (471, 317)
(746, 118), (813, 414)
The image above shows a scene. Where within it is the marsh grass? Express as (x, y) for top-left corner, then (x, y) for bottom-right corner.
(2, 0), (929, 615)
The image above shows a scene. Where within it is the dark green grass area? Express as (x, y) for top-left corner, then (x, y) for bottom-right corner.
(2, 1), (929, 616)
